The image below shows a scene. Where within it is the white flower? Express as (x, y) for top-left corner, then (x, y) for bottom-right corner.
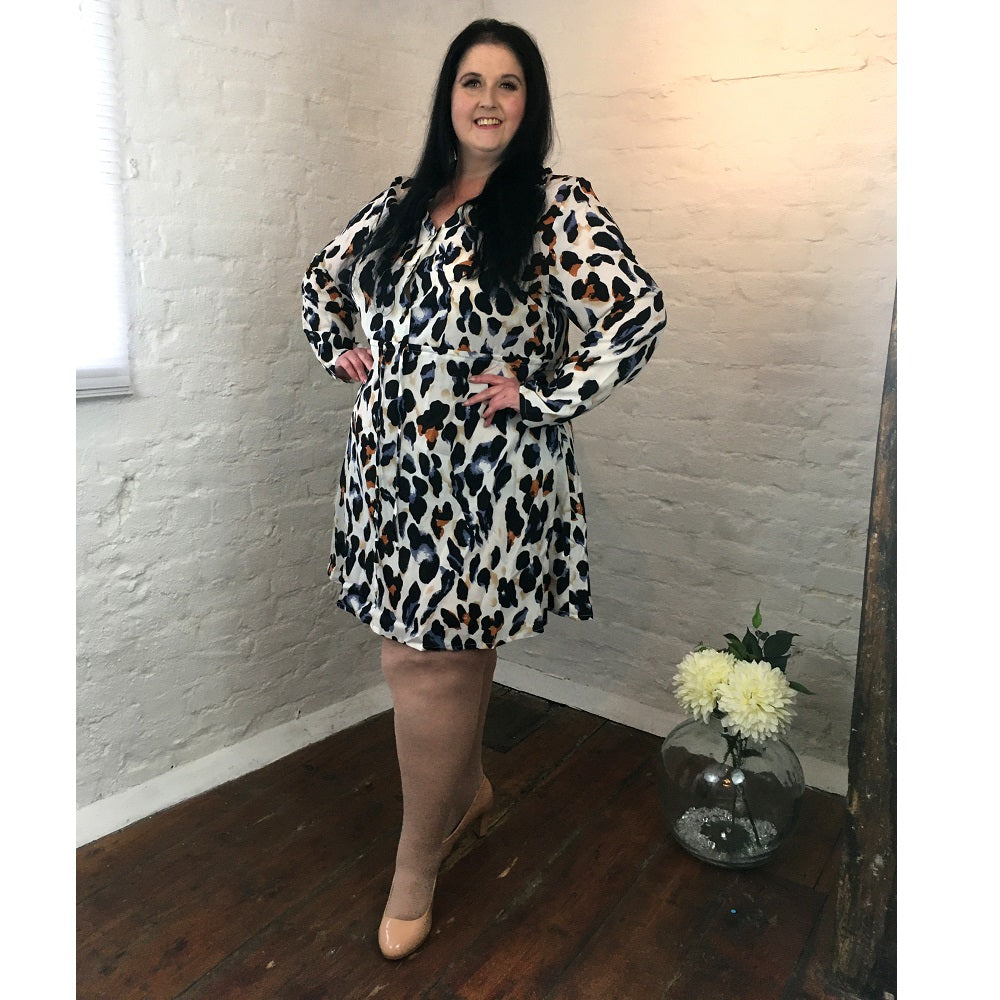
(717, 660), (797, 742)
(673, 649), (737, 723)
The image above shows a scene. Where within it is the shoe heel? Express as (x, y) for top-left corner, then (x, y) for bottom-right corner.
(442, 776), (494, 855)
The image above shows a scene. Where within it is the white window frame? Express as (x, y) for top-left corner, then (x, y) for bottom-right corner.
(75, 0), (131, 399)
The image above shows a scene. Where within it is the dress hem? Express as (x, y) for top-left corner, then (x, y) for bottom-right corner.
(334, 595), (594, 652)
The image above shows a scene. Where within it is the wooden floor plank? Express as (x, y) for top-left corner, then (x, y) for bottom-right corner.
(169, 702), (614, 999)
(661, 870), (825, 1000)
(449, 789), (659, 997)
(78, 714), (401, 998)
(174, 834), (397, 1000)
(539, 814), (737, 999)
(783, 833), (859, 1000)
(77, 709), (395, 905)
(416, 728), (662, 1000)
(77, 694), (856, 1000)
(273, 721), (649, 1000)
(766, 788), (847, 890)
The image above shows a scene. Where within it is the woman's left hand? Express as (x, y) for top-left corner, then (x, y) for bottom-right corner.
(467, 373), (521, 427)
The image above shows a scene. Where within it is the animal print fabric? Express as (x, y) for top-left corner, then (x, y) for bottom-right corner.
(303, 171), (666, 650)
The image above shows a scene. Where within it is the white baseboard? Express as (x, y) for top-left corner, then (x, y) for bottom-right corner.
(76, 682), (393, 848)
(77, 659), (848, 848)
(494, 659), (848, 797)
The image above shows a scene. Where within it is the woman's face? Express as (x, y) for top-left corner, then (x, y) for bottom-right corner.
(450, 43), (526, 173)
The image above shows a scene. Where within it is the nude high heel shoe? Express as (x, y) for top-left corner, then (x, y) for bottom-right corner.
(378, 882), (435, 960)
(442, 776), (493, 857)
(378, 777), (492, 959)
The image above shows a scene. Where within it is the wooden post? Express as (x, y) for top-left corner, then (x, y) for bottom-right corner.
(832, 294), (897, 996)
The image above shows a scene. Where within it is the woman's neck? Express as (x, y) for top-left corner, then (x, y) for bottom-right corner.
(454, 162), (493, 198)
(456, 148), (500, 185)
(430, 170), (489, 227)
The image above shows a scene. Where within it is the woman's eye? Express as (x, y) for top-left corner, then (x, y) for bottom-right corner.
(463, 78), (480, 88)
(500, 81), (518, 91)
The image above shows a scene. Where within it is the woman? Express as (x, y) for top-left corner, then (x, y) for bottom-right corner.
(303, 19), (666, 959)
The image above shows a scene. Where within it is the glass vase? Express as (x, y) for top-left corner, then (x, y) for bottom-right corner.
(657, 714), (805, 868)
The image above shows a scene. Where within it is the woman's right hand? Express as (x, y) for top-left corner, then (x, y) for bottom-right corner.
(334, 347), (374, 383)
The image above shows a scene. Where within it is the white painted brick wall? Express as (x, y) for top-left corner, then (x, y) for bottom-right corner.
(76, 0), (482, 810)
(77, 0), (894, 814)
(494, 0), (895, 765)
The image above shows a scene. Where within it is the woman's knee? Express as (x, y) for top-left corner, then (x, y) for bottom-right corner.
(381, 640), (495, 691)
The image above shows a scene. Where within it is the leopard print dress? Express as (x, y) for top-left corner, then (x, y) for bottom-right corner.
(303, 171), (666, 651)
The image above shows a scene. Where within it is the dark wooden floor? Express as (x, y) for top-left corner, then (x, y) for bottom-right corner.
(78, 686), (862, 1000)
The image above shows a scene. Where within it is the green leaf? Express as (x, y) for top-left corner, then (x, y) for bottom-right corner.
(723, 633), (749, 660)
(751, 602), (762, 629)
(742, 628), (763, 661)
(763, 632), (797, 661)
(789, 680), (815, 695)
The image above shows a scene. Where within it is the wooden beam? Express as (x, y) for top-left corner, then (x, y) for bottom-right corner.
(832, 294), (897, 996)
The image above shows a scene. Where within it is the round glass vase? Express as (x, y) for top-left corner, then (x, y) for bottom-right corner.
(657, 714), (805, 869)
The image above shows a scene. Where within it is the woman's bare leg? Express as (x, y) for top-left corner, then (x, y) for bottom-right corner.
(381, 639), (497, 921)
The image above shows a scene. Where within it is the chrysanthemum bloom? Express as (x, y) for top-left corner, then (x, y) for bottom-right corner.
(673, 649), (737, 722)
(717, 660), (797, 742)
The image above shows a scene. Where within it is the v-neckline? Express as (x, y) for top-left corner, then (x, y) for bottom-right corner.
(426, 204), (466, 233)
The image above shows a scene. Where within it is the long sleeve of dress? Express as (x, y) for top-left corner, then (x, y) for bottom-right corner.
(302, 177), (408, 377)
(518, 176), (666, 425)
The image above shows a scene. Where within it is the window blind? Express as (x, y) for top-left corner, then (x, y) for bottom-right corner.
(75, 0), (131, 398)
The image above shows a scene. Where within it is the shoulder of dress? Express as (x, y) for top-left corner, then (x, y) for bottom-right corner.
(378, 176), (412, 203)
(541, 171), (600, 207)
(355, 176), (413, 222)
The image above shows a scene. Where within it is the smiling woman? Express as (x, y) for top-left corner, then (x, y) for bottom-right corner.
(302, 17), (666, 960)
(448, 44), (526, 181)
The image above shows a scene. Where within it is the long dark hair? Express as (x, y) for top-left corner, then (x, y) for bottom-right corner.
(369, 19), (554, 292)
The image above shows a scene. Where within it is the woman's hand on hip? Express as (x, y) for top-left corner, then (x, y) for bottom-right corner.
(468, 373), (520, 427)
(334, 347), (374, 383)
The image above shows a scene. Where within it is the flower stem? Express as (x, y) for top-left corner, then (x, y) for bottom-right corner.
(743, 792), (763, 848)
(723, 729), (763, 849)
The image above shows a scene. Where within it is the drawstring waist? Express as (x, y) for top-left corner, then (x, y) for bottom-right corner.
(372, 335), (541, 383)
